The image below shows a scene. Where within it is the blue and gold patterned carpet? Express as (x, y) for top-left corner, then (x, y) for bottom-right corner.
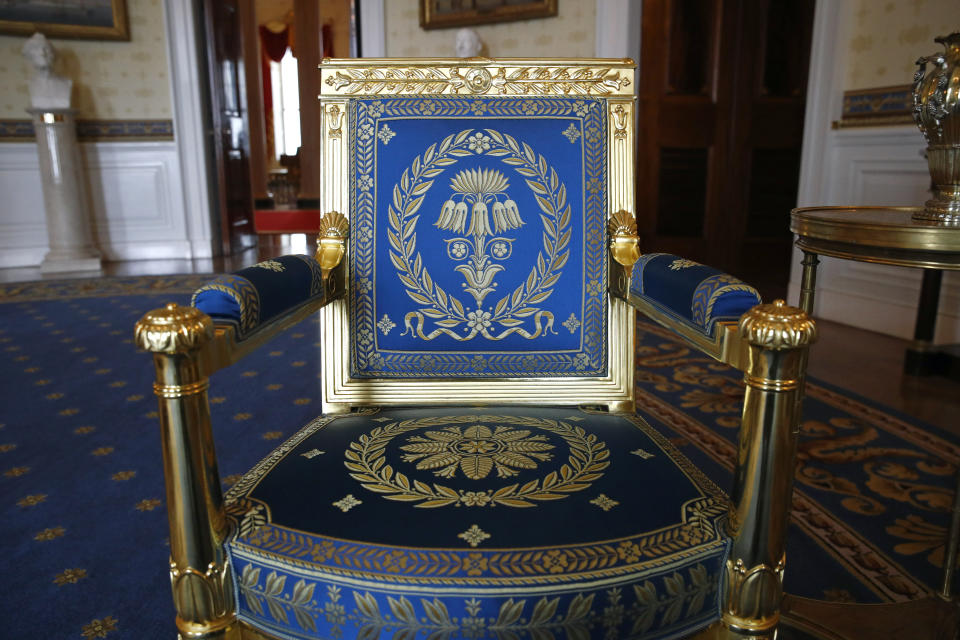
(0, 275), (956, 638)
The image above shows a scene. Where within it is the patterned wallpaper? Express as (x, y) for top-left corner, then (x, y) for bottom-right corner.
(0, 0), (171, 120)
(845, 0), (959, 90)
(385, 0), (596, 58)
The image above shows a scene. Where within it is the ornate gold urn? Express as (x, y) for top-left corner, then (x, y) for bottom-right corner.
(913, 32), (960, 225)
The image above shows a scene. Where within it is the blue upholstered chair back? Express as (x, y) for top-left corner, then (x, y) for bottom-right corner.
(348, 97), (609, 380)
(318, 59), (637, 411)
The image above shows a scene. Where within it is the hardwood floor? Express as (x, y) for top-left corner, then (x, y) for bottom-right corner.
(3, 234), (958, 435)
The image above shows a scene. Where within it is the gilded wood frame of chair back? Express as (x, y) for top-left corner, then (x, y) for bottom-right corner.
(318, 58), (637, 413)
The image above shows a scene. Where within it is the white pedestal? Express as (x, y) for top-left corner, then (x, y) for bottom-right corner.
(28, 108), (102, 274)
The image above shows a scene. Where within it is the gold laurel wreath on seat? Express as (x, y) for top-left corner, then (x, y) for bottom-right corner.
(345, 415), (609, 508)
(388, 128), (571, 342)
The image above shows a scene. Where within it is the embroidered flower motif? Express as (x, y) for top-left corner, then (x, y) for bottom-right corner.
(669, 258), (700, 270)
(418, 355), (437, 371)
(301, 449), (325, 459)
(17, 494), (46, 507)
(400, 424), (554, 480)
(358, 122), (374, 140)
(365, 102), (385, 118)
(451, 241), (469, 258)
(631, 448), (655, 459)
(358, 328), (374, 345)
(590, 493), (619, 511)
(470, 99), (487, 115)
(54, 568), (87, 585)
(357, 173), (374, 192)
(461, 552), (488, 575)
(467, 132), (491, 153)
(369, 354), (386, 369)
(81, 616), (118, 639)
(467, 310), (492, 331)
(521, 100), (540, 115)
(357, 223), (374, 241)
(522, 355), (540, 371)
(458, 524), (491, 547)
(460, 490), (491, 506)
(491, 241), (509, 258)
(421, 100), (439, 115)
(311, 540), (337, 562)
(586, 177), (603, 194)
(470, 355), (487, 372)
(573, 353), (591, 371)
(572, 100), (590, 117)
(356, 278), (373, 295)
(585, 125), (601, 142)
(381, 549), (409, 573)
(562, 123), (581, 143)
(617, 541), (642, 563)
(135, 498), (161, 511)
(563, 313), (580, 333)
(252, 259), (284, 272)
(333, 494), (362, 512)
(34, 526), (65, 541)
(377, 124), (396, 145)
(539, 549), (569, 573)
(377, 314), (396, 335)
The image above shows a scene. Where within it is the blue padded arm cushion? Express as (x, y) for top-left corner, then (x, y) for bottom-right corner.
(191, 255), (325, 340)
(629, 253), (761, 337)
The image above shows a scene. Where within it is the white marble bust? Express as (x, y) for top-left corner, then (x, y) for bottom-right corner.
(22, 33), (73, 110)
(455, 28), (483, 58)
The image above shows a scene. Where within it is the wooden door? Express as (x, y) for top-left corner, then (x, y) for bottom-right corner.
(637, 0), (814, 294)
(201, 0), (257, 255)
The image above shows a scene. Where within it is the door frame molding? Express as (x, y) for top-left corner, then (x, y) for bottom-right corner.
(163, 0), (215, 258)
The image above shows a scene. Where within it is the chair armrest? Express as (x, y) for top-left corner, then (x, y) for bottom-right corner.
(620, 253), (761, 365)
(189, 254), (343, 371)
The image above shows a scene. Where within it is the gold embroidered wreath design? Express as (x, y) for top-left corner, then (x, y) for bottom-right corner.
(386, 129), (571, 333)
(345, 415), (609, 508)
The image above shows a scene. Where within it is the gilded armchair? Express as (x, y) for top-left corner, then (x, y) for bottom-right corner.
(135, 58), (815, 640)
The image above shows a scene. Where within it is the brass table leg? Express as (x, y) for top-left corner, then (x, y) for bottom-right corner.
(799, 251), (819, 316)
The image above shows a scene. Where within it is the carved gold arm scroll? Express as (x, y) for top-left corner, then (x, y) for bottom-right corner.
(607, 209), (640, 300)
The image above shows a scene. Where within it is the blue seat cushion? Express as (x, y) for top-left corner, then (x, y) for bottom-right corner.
(191, 255), (325, 340)
(629, 254), (761, 337)
(225, 406), (729, 640)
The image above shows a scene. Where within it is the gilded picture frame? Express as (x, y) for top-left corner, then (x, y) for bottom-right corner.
(0, 0), (129, 41)
(420, 0), (557, 30)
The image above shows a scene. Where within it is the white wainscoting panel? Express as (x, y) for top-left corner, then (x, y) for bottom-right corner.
(788, 126), (960, 342)
(0, 141), (206, 267)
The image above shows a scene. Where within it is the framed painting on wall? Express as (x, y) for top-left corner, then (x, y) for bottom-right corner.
(0, 0), (129, 40)
(420, 0), (557, 30)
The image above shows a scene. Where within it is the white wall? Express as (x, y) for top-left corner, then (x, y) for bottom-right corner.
(790, 0), (959, 343)
(0, 141), (208, 266)
(0, 0), (214, 269)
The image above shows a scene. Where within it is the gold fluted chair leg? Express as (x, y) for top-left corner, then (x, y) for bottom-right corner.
(722, 300), (817, 637)
(135, 304), (238, 639)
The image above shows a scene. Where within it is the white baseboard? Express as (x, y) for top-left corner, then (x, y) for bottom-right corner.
(0, 141), (208, 268)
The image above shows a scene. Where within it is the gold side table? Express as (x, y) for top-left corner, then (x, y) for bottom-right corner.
(785, 206), (960, 639)
(791, 206), (960, 377)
